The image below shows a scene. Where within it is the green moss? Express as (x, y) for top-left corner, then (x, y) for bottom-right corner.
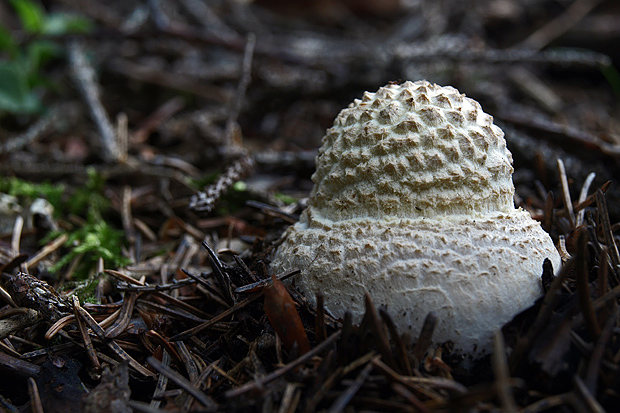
(0, 177), (65, 213)
(68, 167), (109, 218)
(49, 220), (131, 278)
(47, 169), (131, 279)
(61, 275), (102, 304)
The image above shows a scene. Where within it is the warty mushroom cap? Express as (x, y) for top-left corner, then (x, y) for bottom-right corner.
(270, 80), (561, 357)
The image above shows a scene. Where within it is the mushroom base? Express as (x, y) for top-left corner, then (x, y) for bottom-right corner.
(270, 209), (561, 357)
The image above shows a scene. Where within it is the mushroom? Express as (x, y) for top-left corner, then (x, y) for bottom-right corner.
(270, 80), (561, 357)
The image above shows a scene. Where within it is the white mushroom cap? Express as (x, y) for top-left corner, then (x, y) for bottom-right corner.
(270, 80), (561, 357)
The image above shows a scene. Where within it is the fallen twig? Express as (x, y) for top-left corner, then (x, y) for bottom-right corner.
(69, 41), (120, 162)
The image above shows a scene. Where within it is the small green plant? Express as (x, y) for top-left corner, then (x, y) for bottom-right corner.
(274, 192), (297, 205)
(0, 0), (92, 114)
(0, 176), (65, 212)
(50, 168), (131, 279)
(6, 169), (130, 280)
(61, 276), (100, 304)
(68, 167), (109, 218)
(49, 219), (131, 279)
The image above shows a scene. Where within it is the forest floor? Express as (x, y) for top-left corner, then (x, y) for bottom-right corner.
(0, 0), (620, 411)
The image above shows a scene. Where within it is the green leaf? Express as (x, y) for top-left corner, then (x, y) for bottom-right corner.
(26, 40), (61, 74)
(0, 26), (18, 56)
(10, 0), (45, 33)
(42, 14), (93, 35)
(0, 61), (41, 114)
